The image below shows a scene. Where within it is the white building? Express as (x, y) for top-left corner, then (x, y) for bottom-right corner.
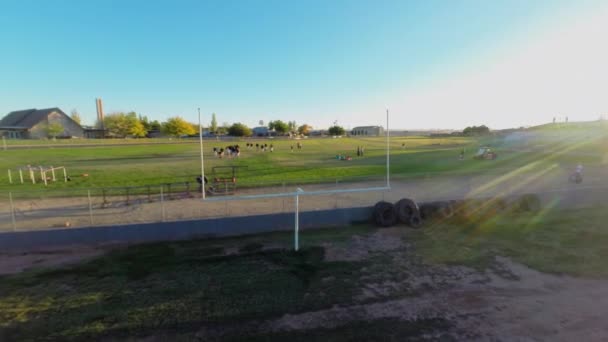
(351, 126), (384, 136)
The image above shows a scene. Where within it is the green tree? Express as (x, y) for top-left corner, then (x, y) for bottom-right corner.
(268, 120), (289, 134)
(463, 125), (490, 136)
(297, 124), (312, 135)
(104, 112), (148, 138)
(328, 125), (345, 136)
(150, 120), (162, 131)
(46, 122), (64, 139)
(126, 112), (147, 138)
(139, 115), (152, 131)
(162, 116), (196, 137)
(70, 109), (81, 125)
(210, 113), (218, 133)
(227, 123), (252, 137)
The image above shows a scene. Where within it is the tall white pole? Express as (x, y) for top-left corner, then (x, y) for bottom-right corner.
(386, 108), (390, 189)
(8, 169), (12, 184)
(199, 108), (206, 200)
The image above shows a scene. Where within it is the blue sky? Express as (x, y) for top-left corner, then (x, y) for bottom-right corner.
(1, 0), (606, 129)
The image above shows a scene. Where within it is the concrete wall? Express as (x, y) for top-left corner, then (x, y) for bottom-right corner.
(0, 207), (373, 252)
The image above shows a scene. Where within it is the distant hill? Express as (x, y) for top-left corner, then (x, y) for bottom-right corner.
(527, 120), (608, 132)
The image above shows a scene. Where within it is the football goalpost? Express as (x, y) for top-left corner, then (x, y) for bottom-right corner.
(199, 109), (392, 251)
(7, 166), (68, 186)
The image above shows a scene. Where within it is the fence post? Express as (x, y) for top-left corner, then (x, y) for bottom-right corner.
(87, 190), (93, 225)
(9, 192), (16, 231)
(102, 189), (108, 207)
(19, 169), (23, 184)
(51, 166), (56, 181)
(160, 186), (166, 222)
(8, 169), (12, 184)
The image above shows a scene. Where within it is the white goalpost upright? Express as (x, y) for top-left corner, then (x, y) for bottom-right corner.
(200, 109), (392, 251)
(8, 166), (69, 186)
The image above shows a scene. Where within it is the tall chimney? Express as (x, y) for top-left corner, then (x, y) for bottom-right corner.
(95, 98), (105, 129)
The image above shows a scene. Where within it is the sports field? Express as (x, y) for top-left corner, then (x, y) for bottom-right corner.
(1, 127), (605, 194)
(1, 124), (608, 340)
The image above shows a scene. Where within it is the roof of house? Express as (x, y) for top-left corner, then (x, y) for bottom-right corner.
(352, 126), (383, 130)
(0, 108), (70, 128)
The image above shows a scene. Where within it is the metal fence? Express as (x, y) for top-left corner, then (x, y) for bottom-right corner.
(1, 167), (606, 233)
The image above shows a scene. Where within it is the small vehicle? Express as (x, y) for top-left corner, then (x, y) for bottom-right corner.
(473, 146), (497, 160)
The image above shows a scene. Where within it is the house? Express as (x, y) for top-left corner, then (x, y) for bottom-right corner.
(0, 108), (84, 139)
(252, 126), (269, 137)
(351, 126), (384, 136)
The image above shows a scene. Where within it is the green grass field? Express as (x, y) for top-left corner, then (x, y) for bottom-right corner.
(1, 206), (607, 340)
(1, 132), (605, 196)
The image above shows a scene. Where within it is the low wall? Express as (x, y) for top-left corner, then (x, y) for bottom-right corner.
(0, 206), (373, 251)
(1, 185), (605, 252)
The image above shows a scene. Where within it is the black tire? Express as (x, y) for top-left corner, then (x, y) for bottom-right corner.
(394, 198), (420, 223)
(408, 214), (423, 228)
(373, 201), (397, 227)
(419, 202), (439, 219)
(518, 194), (541, 212)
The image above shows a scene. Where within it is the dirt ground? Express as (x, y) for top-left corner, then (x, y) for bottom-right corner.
(198, 228), (608, 341)
(2, 165), (607, 232)
(2, 165), (608, 340)
(290, 229), (608, 341)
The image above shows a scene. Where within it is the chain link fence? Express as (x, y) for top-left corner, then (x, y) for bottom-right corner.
(1, 167), (606, 233)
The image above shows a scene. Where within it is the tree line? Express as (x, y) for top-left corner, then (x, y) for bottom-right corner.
(85, 111), (319, 138)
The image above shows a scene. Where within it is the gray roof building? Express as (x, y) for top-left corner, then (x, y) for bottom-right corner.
(0, 108), (84, 139)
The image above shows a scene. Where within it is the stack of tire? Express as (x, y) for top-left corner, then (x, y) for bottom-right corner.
(418, 194), (541, 222)
(373, 198), (422, 228)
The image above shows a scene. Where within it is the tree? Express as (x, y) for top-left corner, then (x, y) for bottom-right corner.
(297, 124), (312, 135)
(210, 113), (218, 133)
(328, 125), (345, 136)
(126, 112), (147, 138)
(162, 116), (196, 137)
(70, 109), (81, 125)
(104, 112), (148, 138)
(216, 122), (230, 135)
(463, 125), (490, 136)
(139, 115), (152, 131)
(288, 120), (297, 133)
(227, 123), (252, 137)
(150, 120), (162, 131)
(268, 120), (289, 134)
(46, 122), (64, 139)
